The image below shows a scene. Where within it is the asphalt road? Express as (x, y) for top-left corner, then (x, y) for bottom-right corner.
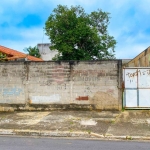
(0, 136), (150, 150)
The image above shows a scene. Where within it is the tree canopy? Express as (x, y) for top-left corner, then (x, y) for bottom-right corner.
(24, 46), (41, 58)
(45, 5), (116, 60)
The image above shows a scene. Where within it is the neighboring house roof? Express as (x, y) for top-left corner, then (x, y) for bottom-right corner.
(0, 45), (43, 61)
(127, 46), (150, 67)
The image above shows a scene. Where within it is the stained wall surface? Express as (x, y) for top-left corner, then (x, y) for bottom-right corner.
(0, 60), (122, 110)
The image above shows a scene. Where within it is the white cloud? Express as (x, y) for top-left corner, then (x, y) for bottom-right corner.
(1, 0), (150, 59)
(1, 26), (50, 52)
(115, 30), (150, 59)
(116, 44), (149, 59)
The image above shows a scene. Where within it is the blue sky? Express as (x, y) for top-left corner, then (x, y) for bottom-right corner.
(0, 0), (150, 59)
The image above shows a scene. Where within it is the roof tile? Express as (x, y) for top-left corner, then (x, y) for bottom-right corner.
(0, 45), (43, 61)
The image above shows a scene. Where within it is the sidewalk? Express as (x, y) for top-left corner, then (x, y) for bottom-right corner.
(0, 110), (150, 140)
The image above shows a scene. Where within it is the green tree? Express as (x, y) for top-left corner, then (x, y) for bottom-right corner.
(0, 52), (7, 61)
(45, 5), (116, 60)
(24, 46), (41, 58)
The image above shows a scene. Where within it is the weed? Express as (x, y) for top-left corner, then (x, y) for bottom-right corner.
(126, 136), (132, 140)
(87, 130), (91, 134)
(70, 121), (74, 125)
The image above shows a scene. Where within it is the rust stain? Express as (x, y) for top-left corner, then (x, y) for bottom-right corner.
(76, 96), (88, 101)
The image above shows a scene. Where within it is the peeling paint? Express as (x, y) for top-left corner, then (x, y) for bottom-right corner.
(0, 61), (121, 110)
(30, 94), (60, 104)
(92, 91), (117, 109)
(2, 87), (23, 96)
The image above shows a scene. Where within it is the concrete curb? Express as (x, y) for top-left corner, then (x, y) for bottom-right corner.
(0, 129), (91, 138)
(105, 135), (150, 140)
(0, 129), (150, 140)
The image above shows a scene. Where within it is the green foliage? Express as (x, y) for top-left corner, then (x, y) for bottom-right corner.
(0, 52), (7, 61)
(24, 46), (41, 58)
(45, 5), (116, 60)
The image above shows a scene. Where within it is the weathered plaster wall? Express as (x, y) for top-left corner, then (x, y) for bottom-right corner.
(0, 62), (26, 104)
(0, 60), (122, 111)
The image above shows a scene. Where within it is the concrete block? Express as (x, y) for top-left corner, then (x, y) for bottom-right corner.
(0, 60), (122, 111)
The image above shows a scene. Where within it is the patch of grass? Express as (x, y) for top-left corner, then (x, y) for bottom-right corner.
(87, 130), (91, 134)
(122, 108), (125, 112)
(126, 136), (133, 140)
(111, 120), (115, 124)
(70, 121), (74, 125)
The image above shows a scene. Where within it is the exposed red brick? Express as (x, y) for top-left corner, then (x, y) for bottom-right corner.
(76, 96), (88, 100)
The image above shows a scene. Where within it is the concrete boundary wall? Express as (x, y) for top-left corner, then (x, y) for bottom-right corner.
(0, 60), (122, 111)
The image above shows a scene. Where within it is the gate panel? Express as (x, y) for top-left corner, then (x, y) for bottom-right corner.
(139, 89), (150, 107)
(138, 69), (150, 88)
(124, 69), (137, 88)
(124, 68), (150, 109)
(125, 89), (137, 107)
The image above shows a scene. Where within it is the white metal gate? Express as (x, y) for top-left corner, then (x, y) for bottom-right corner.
(123, 67), (150, 109)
